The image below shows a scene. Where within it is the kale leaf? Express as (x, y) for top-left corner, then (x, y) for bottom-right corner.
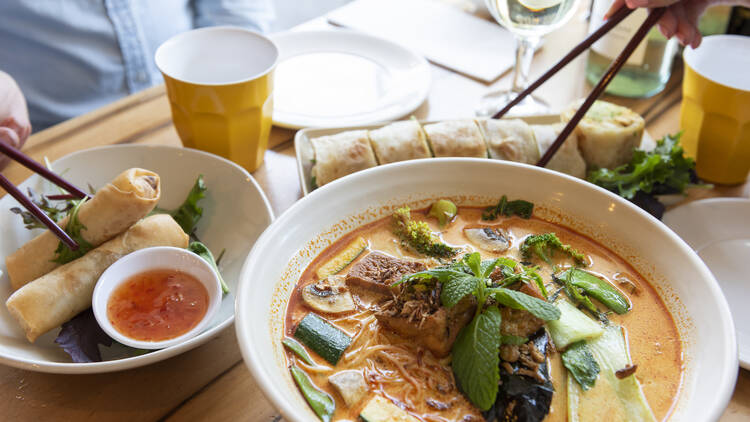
(482, 195), (534, 220)
(520, 232), (586, 266)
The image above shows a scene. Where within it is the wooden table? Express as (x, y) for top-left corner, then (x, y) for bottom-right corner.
(2, 6), (748, 422)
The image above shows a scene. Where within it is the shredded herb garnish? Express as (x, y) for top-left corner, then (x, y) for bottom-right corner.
(52, 198), (94, 264)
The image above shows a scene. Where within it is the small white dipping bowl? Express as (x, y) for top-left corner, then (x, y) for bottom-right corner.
(92, 247), (222, 350)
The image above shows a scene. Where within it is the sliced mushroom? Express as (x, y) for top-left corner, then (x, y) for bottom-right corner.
(328, 369), (368, 407)
(302, 275), (356, 314)
(464, 227), (510, 252)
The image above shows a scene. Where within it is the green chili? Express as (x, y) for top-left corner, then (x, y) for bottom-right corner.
(290, 365), (335, 422)
(282, 337), (316, 366)
(562, 269), (630, 314)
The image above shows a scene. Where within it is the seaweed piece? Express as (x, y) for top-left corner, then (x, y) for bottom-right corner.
(483, 330), (554, 422)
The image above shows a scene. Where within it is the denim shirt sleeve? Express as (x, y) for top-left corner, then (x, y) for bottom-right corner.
(193, 0), (275, 33)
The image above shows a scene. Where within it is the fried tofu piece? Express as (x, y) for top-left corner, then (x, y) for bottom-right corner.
(346, 252), (426, 294)
(501, 307), (545, 338)
(376, 296), (476, 358)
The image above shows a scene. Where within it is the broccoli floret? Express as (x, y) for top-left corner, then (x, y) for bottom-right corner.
(520, 233), (586, 266)
(392, 207), (458, 258)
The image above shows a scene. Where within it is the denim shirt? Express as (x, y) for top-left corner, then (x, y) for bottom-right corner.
(0, 0), (274, 130)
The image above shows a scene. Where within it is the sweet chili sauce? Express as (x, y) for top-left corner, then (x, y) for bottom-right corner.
(107, 269), (209, 341)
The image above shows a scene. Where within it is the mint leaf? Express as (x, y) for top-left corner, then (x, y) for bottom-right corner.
(464, 252), (482, 277)
(172, 175), (207, 236)
(561, 341), (600, 390)
(441, 273), (481, 308)
(493, 288), (560, 321)
(500, 334), (528, 345)
(396, 266), (479, 308)
(452, 306), (503, 411)
(481, 257), (517, 279)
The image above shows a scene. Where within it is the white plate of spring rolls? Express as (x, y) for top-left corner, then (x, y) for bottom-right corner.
(295, 100), (654, 195)
(0, 145), (274, 373)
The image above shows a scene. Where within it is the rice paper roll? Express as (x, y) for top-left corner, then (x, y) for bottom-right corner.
(476, 118), (539, 164)
(6, 214), (189, 342)
(532, 123), (587, 179)
(6, 168), (161, 290)
(310, 130), (377, 187)
(561, 100), (644, 170)
(423, 120), (487, 158)
(368, 120), (431, 164)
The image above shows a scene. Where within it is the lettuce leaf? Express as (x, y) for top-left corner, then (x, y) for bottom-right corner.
(54, 309), (112, 363)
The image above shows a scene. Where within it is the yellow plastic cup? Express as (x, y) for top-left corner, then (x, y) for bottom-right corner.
(155, 27), (278, 173)
(680, 35), (750, 185)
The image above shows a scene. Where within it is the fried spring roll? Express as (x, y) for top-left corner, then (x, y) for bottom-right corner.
(476, 118), (540, 164)
(310, 130), (378, 187)
(532, 123), (587, 179)
(6, 168), (161, 290)
(368, 120), (431, 164)
(6, 214), (189, 342)
(561, 100), (645, 170)
(423, 120), (488, 158)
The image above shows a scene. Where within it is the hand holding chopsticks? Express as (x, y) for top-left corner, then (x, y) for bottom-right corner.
(0, 141), (90, 250)
(492, 6), (667, 168)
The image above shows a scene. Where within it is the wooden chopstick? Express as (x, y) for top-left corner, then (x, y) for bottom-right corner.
(0, 141), (89, 199)
(537, 7), (667, 168)
(492, 5), (635, 120)
(0, 174), (79, 250)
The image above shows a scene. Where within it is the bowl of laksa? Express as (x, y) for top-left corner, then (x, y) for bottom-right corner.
(235, 158), (737, 422)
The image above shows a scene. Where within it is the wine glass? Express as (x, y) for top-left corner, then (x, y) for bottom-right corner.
(476, 0), (582, 117)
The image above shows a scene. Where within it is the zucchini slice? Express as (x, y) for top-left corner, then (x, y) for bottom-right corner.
(316, 236), (368, 279)
(360, 395), (419, 422)
(302, 275), (356, 314)
(294, 313), (352, 365)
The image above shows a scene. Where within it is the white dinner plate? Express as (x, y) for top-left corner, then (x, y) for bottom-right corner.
(270, 30), (431, 129)
(0, 145), (274, 374)
(664, 197), (750, 369)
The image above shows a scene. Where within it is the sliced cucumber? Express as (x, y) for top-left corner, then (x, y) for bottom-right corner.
(302, 275), (356, 314)
(547, 300), (604, 349)
(294, 313), (352, 365)
(360, 395), (419, 422)
(316, 236), (368, 279)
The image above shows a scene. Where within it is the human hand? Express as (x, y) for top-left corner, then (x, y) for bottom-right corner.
(605, 0), (712, 48)
(0, 71), (31, 170)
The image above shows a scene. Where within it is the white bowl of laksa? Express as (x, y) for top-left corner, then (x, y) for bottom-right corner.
(235, 158), (737, 422)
